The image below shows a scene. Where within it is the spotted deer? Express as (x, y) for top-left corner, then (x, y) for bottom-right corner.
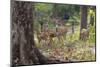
(37, 18), (68, 46)
(37, 26), (68, 46)
(80, 28), (89, 41)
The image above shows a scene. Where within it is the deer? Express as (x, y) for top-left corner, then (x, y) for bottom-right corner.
(37, 28), (56, 46)
(80, 28), (89, 41)
(37, 17), (68, 46)
(37, 26), (68, 47)
(55, 26), (68, 44)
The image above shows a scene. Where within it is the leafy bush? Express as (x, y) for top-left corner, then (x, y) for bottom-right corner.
(88, 25), (96, 43)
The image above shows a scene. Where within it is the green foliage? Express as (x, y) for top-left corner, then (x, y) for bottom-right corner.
(68, 15), (80, 25)
(66, 26), (80, 42)
(88, 25), (96, 43)
(35, 3), (53, 13)
(88, 7), (96, 25)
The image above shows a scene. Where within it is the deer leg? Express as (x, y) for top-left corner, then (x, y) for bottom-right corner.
(58, 36), (64, 46)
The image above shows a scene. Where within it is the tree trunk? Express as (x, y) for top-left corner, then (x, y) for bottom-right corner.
(72, 22), (75, 33)
(53, 4), (58, 18)
(11, 1), (48, 66)
(80, 6), (88, 30)
(80, 6), (88, 39)
(90, 14), (94, 26)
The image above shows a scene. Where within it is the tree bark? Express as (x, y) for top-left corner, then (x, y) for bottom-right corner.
(80, 6), (88, 30)
(80, 6), (88, 39)
(11, 1), (48, 66)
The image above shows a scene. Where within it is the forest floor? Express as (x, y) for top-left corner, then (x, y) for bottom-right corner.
(38, 40), (95, 62)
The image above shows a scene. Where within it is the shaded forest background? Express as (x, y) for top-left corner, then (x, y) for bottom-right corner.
(11, 1), (96, 66)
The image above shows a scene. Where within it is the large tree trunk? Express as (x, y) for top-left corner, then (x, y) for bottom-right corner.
(80, 6), (88, 39)
(80, 6), (88, 30)
(11, 1), (49, 66)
